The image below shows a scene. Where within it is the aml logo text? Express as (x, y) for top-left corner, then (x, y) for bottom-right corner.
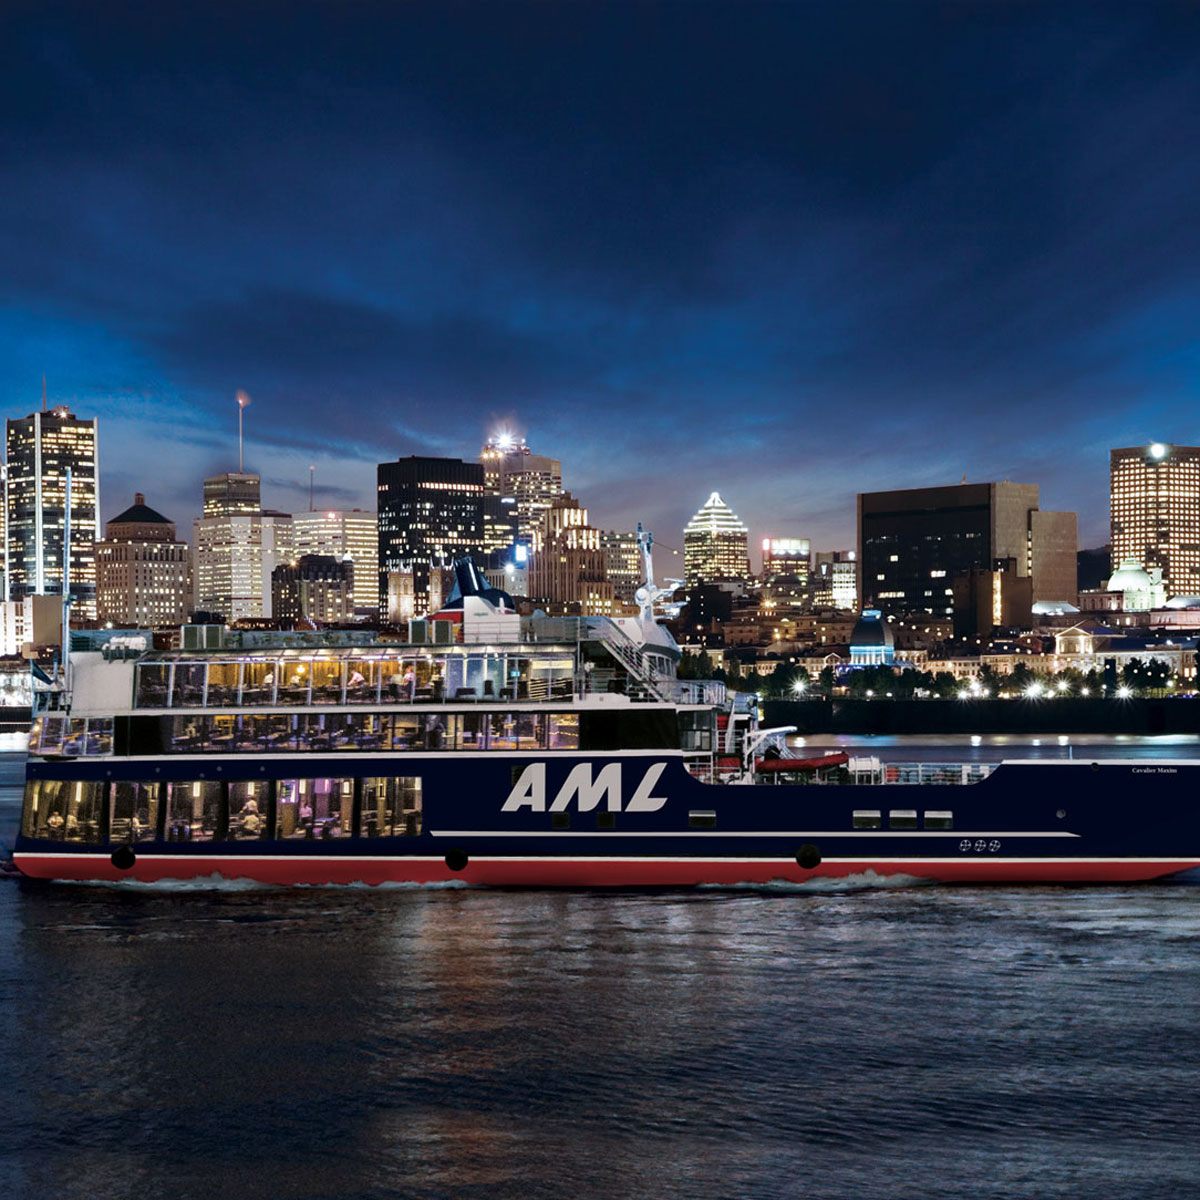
(503, 762), (668, 813)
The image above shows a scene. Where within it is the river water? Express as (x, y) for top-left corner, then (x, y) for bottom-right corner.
(2, 740), (1200, 1199)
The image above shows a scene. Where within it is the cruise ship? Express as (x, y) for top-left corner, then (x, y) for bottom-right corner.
(12, 535), (1200, 887)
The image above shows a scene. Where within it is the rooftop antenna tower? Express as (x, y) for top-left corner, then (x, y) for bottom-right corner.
(309, 464), (315, 511)
(42, 375), (47, 412)
(236, 390), (251, 472)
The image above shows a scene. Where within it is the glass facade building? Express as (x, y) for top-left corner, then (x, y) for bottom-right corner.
(1110, 443), (1200, 598)
(5, 405), (99, 619)
(683, 492), (750, 584)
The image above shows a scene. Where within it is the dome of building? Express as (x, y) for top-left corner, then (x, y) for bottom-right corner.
(1106, 558), (1153, 593)
(849, 609), (896, 665)
(1032, 600), (1081, 616)
(1164, 595), (1200, 609)
(109, 492), (171, 526)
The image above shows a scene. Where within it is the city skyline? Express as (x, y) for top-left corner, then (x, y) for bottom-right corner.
(5, 5), (1200, 550)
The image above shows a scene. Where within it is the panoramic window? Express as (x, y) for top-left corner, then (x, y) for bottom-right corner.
(135, 662), (170, 708)
(166, 781), (222, 841)
(109, 781), (161, 844)
(171, 662), (206, 707)
(228, 781), (268, 839)
(22, 779), (103, 842)
(276, 778), (352, 839)
(206, 660), (241, 707)
(360, 777), (422, 837)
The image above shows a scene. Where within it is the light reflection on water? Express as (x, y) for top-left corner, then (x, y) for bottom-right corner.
(3, 751), (1200, 1198)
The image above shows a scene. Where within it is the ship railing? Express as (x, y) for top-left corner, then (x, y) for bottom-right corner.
(847, 760), (997, 786)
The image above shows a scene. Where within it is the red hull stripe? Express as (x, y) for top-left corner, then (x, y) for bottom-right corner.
(13, 853), (1200, 886)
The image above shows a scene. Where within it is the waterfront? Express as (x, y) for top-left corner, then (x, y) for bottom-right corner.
(3, 746), (1200, 1199)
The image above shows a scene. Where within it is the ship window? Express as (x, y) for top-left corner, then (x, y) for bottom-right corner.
(389, 714), (422, 751)
(135, 662), (170, 708)
(276, 778), (352, 839)
(22, 779), (103, 842)
(489, 713), (548, 751)
(276, 660), (312, 706)
(206, 660), (241, 707)
(688, 810), (717, 829)
(924, 811), (954, 830)
(170, 663), (206, 707)
(677, 711), (714, 752)
(166, 781), (222, 841)
(460, 711), (487, 748)
(888, 809), (919, 829)
(551, 812), (570, 829)
(548, 714), (579, 750)
(852, 810), (881, 829)
(360, 777), (422, 837)
(228, 781), (268, 839)
(596, 812), (615, 830)
(85, 718), (114, 756)
(110, 781), (161, 844)
(346, 659), (382, 704)
(309, 659), (344, 704)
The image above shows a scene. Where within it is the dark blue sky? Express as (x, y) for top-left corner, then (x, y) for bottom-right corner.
(3, 2), (1200, 555)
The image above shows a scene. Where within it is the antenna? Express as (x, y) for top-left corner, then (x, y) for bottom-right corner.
(236, 390), (251, 472)
(309, 464), (315, 511)
(42, 375), (47, 412)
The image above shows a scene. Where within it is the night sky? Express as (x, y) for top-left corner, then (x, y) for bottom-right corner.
(3, 3), (1200, 557)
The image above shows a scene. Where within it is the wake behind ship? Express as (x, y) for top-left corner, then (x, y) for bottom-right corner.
(13, 540), (1200, 887)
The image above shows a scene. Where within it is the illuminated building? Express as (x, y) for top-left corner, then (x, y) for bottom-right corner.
(527, 494), (616, 615)
(5, 404), (99, 619)
(813, 550), (858, 610)
(203, 473), (261, 516)
(193, 472), (292, 622)
(378, 456), (487, 619)
(858, 482), (1077, 618)
(479, 432), (562, 544)
(271, 555), (355, 624)
(761, 537), (811, 579)
(848, 609), (895, 666)
(292, 509), (379, 618)
(1110, 443), (1200, 596)
(95, 493), (189, 627)
(683, 492), (750, 583)
(601, 530), (642, 607)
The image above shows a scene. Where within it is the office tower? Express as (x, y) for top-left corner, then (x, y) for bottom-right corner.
(377, 456), (486, 618)
(5, 404), (100, 619)
(271, 555), (355, 624)
(857, 482), (1077, 618)
(601, 530), (642, 607)
(292, 509), (379, 618)
(812, 550), (858, 611)
(683, 492), (750, 584)
(95, 493), (190, 627)
(479, 433), (562, 545)
(526, 493), (615, 615)
(203, 472), (261, 516)
(761, 537), (811, 580)
(1110, 443), (1200, 597)
(193, 471), (292, 621)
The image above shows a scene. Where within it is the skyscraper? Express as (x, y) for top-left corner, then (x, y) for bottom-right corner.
(193, 471), (292, 621)
(857, 481), (1077, 617)
(527, 493), (616, 615)
(479, 433), (562, 545)
(5, 404), (100, 619)
(377, 456), (486, 618)
(95, 493), (190, 627)
(683, 492), (750, 584)
(1110, 443), (1200, 597)
(292, 509), (379, 618)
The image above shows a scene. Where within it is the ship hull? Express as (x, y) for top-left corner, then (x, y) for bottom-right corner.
(14, 752), (1200, 888)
